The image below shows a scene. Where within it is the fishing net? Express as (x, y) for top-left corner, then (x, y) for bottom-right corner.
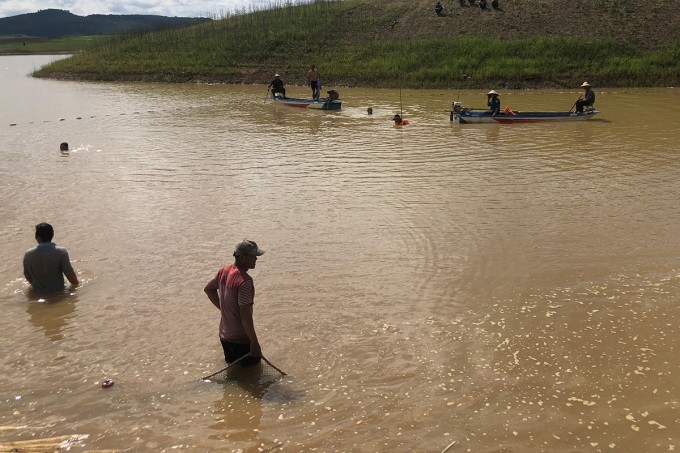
(201, 354), (286, 383)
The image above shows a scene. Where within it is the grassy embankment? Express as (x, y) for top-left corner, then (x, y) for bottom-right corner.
(0, 35), (105, 54)
(32, 0), (680, 88)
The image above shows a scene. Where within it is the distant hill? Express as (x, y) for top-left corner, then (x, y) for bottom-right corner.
(0, 8), (210, 38)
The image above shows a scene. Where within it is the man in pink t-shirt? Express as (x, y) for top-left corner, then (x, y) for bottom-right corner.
(204, 239), (266, 367)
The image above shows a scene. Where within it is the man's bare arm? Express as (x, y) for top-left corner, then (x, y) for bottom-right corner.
(239, 304), (261, 358)
(65, 271), (79, 288)
(204, 280), (220, 309)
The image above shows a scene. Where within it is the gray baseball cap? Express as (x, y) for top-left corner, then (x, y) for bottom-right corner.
(233, 240), (266, 257)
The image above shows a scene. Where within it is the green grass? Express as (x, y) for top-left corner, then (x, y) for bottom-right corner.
(0, 35), (105, 54)
(30, 0), (680, 88)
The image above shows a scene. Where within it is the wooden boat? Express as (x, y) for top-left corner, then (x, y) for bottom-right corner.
(449, 103), (599, 123)
(272, 92), (341, 111)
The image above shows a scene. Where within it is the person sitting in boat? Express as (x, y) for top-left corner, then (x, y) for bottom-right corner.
(326, 90), (340, 101)
(575, 81), (595, 113)
(487, 90), (501, 116)
(268, 74), (286, 98)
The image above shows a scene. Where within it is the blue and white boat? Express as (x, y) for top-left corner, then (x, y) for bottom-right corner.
(272, 91), (342, 111)
(449, 102), (600, 123)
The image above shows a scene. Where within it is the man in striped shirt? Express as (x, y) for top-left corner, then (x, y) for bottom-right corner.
(204, 240), (266, 367)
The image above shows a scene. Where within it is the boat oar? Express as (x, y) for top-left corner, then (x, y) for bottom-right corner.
(568, 95), (580, 113)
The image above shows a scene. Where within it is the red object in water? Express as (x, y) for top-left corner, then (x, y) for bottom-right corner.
(101, 379), (114, 388)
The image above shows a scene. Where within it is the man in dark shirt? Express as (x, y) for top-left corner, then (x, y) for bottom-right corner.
(487, 90), (501, 115)
(576, 81), (596, 113)
(23, 223), (79, 291)
(268, 74), (286, 98)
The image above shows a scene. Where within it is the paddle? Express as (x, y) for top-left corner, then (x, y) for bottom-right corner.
(568, 95), (580, 113)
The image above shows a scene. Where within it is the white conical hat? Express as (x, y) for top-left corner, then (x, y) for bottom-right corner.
(487, 90), (499, 95)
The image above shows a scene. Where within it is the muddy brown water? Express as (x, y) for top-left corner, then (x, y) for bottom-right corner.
(1, 55), (679, 452)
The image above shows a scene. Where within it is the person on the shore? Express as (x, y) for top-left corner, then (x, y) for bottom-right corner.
(435, 1), (444, 16)
(204, 240), (266, 367)
(487, 90), (501, 115)
(575, 81), (595, 113)
(23, 222), (79, 291)
(268, 74), (286, 98)
(307, 65), (320, 100)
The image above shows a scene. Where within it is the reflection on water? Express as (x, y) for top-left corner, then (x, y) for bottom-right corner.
(1, 55), (680, 451)
(208, 367), (271, 444)
(26, 290), (78, 341)
(210, 383), (264, 443)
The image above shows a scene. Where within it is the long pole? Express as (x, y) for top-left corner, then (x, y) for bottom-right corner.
(262, 356), (287, 376)
(399, 85), (403, 117)
(201, 353), (252, 380)
(569, 95), (580, 113)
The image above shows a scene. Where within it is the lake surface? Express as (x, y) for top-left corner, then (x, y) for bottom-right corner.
(1, 55), (679, 452)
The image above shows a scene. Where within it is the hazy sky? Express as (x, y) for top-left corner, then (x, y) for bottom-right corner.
(0, 0), (297, 18)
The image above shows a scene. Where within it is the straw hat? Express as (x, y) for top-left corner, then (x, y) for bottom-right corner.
(487, 90), (499, 95)
(274, 73), (280, 77)
(580, 81), (591, 87)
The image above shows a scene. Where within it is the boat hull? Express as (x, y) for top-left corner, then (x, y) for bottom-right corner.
(455, 110), (600, 124)
(272, 97), (342, 111)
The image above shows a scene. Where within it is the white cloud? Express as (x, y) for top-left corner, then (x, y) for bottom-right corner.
(0, 0), (299, 19)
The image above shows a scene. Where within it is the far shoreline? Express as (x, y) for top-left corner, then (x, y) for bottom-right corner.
(26, 70), (679, 90)
(5, 53), (677, 91)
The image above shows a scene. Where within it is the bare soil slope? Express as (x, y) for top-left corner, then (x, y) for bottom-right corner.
(342, 0), (677, 49)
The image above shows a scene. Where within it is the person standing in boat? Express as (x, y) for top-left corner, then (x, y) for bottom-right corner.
(487, 90), (501, 116)
(575, 81), (595, 113)
(268, 74), (286, 98)
(307, 65), (320, 100)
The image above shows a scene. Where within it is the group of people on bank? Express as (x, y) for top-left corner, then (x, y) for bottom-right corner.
(436, 0), (500, 15)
